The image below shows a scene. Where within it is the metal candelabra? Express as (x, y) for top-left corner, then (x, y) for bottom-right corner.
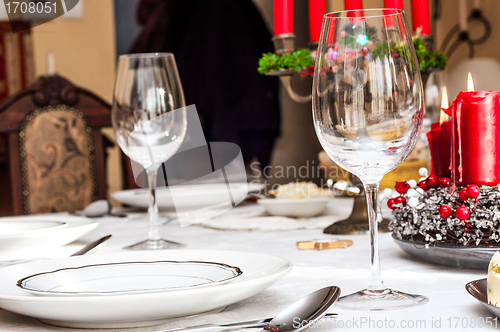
(269, 34), (312, 104)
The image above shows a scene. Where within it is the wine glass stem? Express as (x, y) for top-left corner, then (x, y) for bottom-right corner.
(147, 168), (161, 242)
(364, 181), (384, 291)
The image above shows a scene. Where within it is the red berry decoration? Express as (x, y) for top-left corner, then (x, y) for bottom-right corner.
(440, 177), (451, 187)
(395, 181), (410, 194)
(387, 198), (395, 210)
(459, 188), (469, 201)
(361, 46), (369, 56)
(456, 205), (470, 220)
(439, 205), (453, 219)
(394, 196), (407, 206)
(418, 180), (429, 191)
(466, 184), (480, 199)
(307, 65), (315, 76)
(426, 175), (440, 188)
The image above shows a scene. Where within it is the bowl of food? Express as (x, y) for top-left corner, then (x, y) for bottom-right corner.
(257, 182), (333, 218)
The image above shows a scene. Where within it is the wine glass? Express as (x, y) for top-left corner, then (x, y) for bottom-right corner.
(312, 9), (428, 309)
(112, 53), (187, 250)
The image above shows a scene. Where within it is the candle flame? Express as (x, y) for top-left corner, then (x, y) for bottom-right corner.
(441, 86), (449, 109)
(467, 72), (475, 92)
(440, 86), (449, 125)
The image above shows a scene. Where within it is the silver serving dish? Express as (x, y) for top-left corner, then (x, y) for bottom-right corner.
(466, 278), (500, 318)
(393, 236), (500, 269)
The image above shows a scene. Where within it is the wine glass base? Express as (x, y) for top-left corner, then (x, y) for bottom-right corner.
(336, 288), (428, 311)
(124, 239), (187, 250)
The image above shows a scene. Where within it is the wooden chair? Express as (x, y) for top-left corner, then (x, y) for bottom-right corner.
(0, 75), (120, 215)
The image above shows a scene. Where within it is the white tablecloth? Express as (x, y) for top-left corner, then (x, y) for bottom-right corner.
(0, 198), (493, 331)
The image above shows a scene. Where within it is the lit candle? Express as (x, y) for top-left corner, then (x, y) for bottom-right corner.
(444, 73), (500, 186)
(309, 0), (326, 43)
(459, 0), (468, 32)
(427, 89), (452, 178)
(410, 0), (431, 35)
(344, 0), (364, 18)
(274, 0), (293, 36)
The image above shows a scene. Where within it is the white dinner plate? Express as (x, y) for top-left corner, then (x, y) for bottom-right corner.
(0, 215), (98, 260)
(0, 220), (66, 236)
(111, 182), (263, 210)
(0, 250), (292, 328)
(257, 198), (332, 218)
(18, 260), (242, 296)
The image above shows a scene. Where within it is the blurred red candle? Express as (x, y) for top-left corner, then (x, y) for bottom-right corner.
(383, 0), (404, 28)
(274, 0), (293, 35)
(344, 0), (364, 18)
(443, 76), (500, 186)
(427, 121), (452, 178)
(411, 0), (431, 35)
(384, 0), (404, 8)
(309, 0), (326, 42)
(427, 87), (452, 178)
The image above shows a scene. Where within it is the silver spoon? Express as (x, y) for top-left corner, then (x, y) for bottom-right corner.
(262, 286), (340, 332)
(161, 286), (340, 332)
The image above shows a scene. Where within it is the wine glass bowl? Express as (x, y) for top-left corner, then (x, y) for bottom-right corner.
(312, 9), (427, 309)
(112, 53), (187, 250)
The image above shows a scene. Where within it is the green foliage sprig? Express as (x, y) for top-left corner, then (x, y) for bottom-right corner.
(413, 37), (448, 71)
(372, 38), (447, 71)
(258, 48), (314, 74)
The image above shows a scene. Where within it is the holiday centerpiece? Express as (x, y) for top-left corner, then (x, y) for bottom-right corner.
(388, 73), (500, 268)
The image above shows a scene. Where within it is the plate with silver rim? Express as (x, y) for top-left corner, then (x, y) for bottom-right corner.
(465, 278), (500, 318)
(393, 235), (500, 269)
(0, 250), (292, 328)
(17, 260), (242, 297)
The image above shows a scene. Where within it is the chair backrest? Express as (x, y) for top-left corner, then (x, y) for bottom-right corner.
(0, 75), (112, 215)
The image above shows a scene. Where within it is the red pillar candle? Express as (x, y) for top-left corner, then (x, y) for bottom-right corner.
(274, 0), (294, 35)
(309, 0), (326, 43)
(427, 121), (452, 178)
(443, 91), (500, 186)
(325, 14), (336, 45)
(344, 0), (364, 18)
(384, 0), (404, 8)
(411, 0), (431, 35)
(383, 0), (403, 29)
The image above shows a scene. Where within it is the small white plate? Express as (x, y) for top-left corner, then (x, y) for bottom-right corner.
(0, 250), (292, 328)
(0, 220), (66, 237)
(257, 198), (332, 218)
(18, 260), (242, 296)
(466, 278), (500, 318)
(0, 215), (98, 260)
(111, 182), (263, 211)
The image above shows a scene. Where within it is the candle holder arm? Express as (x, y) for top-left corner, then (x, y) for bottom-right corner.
(279, 76), (312, 103)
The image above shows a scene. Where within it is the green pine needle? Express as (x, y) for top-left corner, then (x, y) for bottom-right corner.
(258, 48), (314, 74)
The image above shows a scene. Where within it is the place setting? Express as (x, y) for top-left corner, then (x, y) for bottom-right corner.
(2, 0), (500, 331)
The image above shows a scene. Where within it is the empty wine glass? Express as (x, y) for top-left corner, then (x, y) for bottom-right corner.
(112, 53), (187, 250)
(312, 9), (428, 309)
